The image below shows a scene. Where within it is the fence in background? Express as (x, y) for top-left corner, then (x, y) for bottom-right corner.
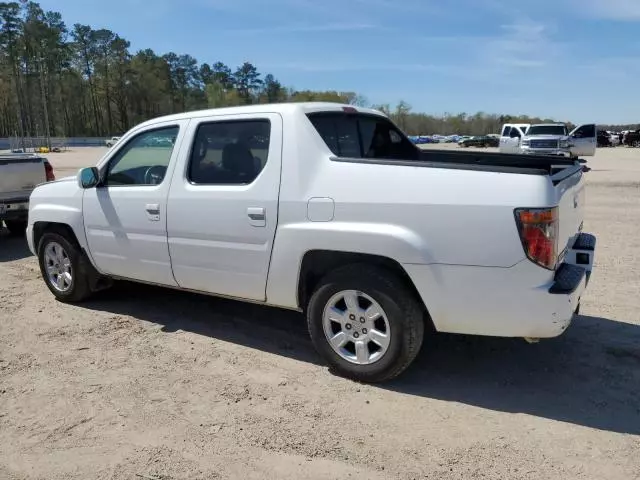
(0, 137), (107, 151)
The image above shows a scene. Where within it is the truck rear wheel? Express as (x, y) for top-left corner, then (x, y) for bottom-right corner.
(307, 264), (425, 383)
(4, 220), (27, 236)
(37, 231), (93, 302)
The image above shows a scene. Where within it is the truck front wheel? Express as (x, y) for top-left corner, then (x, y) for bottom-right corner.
(307, 265), (425, 383)
(37, 231), (93, 302)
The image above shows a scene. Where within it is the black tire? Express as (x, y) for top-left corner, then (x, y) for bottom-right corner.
(37, 231), (92, 302)
(307, 264), (425, 383)
(4, 219), (27, 236)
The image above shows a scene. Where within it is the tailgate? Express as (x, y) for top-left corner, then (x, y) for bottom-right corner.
(552, 163), (585, 259)
(0, 156), (46, 201)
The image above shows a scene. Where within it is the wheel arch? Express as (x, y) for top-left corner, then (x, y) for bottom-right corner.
(296, 250), (435, 331)
(33, 222), (81, 251)
(33, 221), (110, 293)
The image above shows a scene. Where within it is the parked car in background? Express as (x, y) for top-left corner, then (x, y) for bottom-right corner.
(26, 102), (595, 383)
(1, 154), (55, 235)
(105, 136), (121, 147)
(623, 130), (640, 147)
(608, 132), (621, 146)
(458, 135), (499, 148)
(415, 136), (440, 144)
(597, 130), (612, 147)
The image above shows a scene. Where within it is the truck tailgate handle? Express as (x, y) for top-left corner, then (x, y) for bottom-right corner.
(247, 207), (266, 226)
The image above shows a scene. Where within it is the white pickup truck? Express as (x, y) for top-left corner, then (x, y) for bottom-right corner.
(1, 154), (55, 235)
(105, 136), (121, 147)
(26, 103), (596, 382)
(500, 122), (597, 158)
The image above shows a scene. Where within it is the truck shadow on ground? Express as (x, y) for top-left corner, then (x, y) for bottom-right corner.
(84, 281), (640, 436)
(0, 232), (32, 262)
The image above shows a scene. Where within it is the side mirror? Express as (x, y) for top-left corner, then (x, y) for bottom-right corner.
(78, 167), (100, 189)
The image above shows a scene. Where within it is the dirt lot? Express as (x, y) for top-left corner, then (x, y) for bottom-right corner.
(1, 145), (639, 480)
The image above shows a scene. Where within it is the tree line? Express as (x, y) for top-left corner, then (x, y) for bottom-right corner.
(1, 1), (637, 140)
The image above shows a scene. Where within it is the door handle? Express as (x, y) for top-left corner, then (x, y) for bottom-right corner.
(145, 203), (160, 214)
(247, 207), (266, 227)
(145, 203), (160, 221)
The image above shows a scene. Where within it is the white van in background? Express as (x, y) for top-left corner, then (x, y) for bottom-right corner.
(499, 124), (530, 154)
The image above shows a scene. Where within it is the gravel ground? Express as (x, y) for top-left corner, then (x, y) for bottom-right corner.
(1, 145), (639, 480)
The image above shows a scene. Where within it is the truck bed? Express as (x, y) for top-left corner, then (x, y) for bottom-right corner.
(418, 149), (577, 174)
(333, 149), (582, 180)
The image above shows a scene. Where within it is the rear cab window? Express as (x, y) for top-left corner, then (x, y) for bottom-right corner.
(307, 112), (419, 161)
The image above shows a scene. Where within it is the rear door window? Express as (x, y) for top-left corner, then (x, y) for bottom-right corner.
(187, 119), (271, 185)
(501, 126), (511, 137)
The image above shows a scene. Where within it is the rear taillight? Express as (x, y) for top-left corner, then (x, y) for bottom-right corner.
(514, 207), (558, 270)
(44, 161), (55, 181)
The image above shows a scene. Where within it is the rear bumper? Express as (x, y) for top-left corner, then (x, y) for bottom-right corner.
(403, 232), (596, 339)
(0, 198), (29, 221)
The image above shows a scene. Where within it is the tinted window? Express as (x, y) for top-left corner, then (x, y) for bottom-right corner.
(358, 115), (418, 159)
(188, 120), (270, 185)
(308, 113), (418, 160)
(105, 126), (179, 186)
(501, 126), (511, 137)
(572, 124), (595, 138)
(307, 115), (360, 157)
(527, 125), (568, 136)
(509, 128), (521, 138)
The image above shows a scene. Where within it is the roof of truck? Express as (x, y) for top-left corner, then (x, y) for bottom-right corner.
(137, 102), (385, 128)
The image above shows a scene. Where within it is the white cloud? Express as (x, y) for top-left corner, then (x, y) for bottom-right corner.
(573, 0), (640, 20)
(480, 20), (566, 70)
(260, 62), (461, 73)
(224, 23), (377, 35)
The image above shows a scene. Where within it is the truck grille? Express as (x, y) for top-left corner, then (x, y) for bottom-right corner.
(530, 139), (559, 149)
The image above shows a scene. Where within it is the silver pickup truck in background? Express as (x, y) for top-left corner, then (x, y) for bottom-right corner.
(1, 154), (55, 235)
(500, 123), (597, 158)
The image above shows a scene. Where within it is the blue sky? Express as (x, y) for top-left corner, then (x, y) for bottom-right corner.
(42, 0), (640, 123)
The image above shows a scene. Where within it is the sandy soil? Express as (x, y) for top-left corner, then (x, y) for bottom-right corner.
(1, 146), (639, 480)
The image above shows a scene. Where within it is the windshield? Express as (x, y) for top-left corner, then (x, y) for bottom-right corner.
(526, 125), (567, 136)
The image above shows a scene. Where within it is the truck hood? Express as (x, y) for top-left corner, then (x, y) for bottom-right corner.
(31, 174), (78, 197)
(56, 175), (77, 183)
(39, 174), (77, 187)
